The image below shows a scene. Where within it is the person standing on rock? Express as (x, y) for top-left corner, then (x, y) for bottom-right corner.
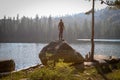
(58, 19), (64, 40)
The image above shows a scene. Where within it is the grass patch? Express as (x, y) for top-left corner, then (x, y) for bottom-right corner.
(1, 71), (27, 80)
(29, 59), (77, 80)
(77, 67), (104, 80)
(1, 61), (120, 80)
(106, 69), (120, 80)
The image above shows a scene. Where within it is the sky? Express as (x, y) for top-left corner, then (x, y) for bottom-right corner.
(0, 0), (109, 19)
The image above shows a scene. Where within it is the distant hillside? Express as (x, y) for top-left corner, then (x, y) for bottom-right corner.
(72, 7), (120, 39)
(95, 8), (120, 39)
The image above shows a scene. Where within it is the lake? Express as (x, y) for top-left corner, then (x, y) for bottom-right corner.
(0, 40), (120, 70)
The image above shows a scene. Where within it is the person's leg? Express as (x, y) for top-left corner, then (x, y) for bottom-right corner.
(59, 30), (62, 40)
(59, 32), (61, 40)
(61, 30), (63, 40)
(61, 33), (62, 40)
(60, 33), (62, 40)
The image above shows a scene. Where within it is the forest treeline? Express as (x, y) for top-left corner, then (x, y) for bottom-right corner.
(0, 8), (120, 43)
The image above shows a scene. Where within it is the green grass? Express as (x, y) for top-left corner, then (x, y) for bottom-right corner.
(106, 69), (120, 80)
(1, 61), (120, 80)
(1, 71), (27, 80)
(106, 62), (120, 80)
(29, 59), (77, 80)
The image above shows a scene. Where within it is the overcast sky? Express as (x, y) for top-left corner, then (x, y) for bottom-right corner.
(0, 0), (108, 19)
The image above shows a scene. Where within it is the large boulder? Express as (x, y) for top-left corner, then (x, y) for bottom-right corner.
(39, 40), (84, 65)
(0, 59), (15, 73)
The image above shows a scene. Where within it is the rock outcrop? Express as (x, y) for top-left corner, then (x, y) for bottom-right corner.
(0, 59), (15, 73)
(39, 40), (84, 65)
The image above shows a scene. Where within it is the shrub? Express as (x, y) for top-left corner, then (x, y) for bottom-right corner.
(117, 62), (120, 69)
(29, 59), (76, 80)
(107, 69), (120, 80)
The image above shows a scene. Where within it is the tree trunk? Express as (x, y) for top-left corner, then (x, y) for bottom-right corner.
(90, 0), (95, 61)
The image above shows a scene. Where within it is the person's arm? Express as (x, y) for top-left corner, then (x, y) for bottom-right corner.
(63, 22), (65, 30)
(58, 24), (59, 30)
(58, 23), (60, 30)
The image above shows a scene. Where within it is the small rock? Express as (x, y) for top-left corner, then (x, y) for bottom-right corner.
(20, 78), (28, 80)
(84, 62), (96, 67)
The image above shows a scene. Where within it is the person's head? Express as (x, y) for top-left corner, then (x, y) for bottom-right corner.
(60, 19), (62, 22)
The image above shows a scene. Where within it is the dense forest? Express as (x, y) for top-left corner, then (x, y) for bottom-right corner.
(0, 8), (120, 43)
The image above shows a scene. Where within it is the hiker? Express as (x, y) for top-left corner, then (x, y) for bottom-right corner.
(58, 19), (64, 40)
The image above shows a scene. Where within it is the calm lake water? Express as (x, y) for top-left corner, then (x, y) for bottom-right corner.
(0, 40), (120, 70)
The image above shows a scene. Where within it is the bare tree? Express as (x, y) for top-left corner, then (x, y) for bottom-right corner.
(85, 0), (120, 61)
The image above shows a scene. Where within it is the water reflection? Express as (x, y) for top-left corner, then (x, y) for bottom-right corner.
(0, 42), (120, 70)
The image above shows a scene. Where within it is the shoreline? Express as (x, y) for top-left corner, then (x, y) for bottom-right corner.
(1, 54), (120, 80)
(0, 64), (43, 77)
